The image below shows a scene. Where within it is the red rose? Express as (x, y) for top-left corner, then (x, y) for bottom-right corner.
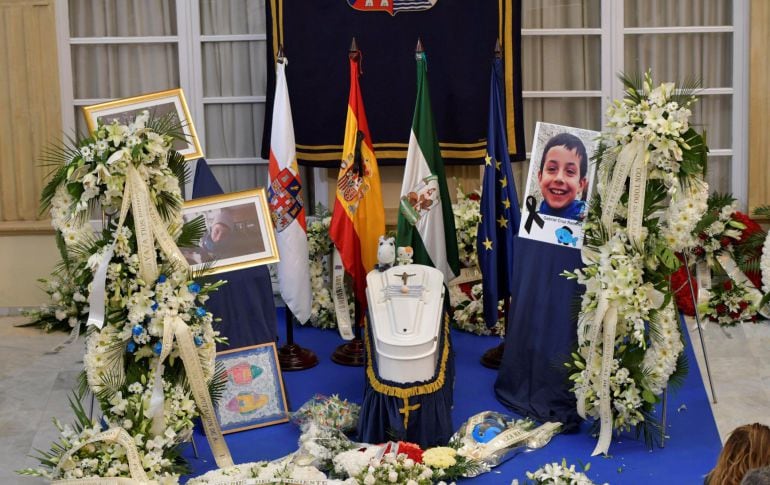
(723, 280), (733, 291)
(739, 301), (749, 310)
(719, 236), (733, 248)
(716, 303), (727, 314)
(670, 260), (696, 316)
(469, 193), (481, 201)
(732, 212), (762, 243)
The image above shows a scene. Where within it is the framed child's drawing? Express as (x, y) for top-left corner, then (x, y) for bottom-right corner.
(215, 343), (289, 434)
(519, 122), (599, 249)
(82, 88), (203, 160)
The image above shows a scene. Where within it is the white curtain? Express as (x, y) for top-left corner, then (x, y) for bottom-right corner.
(67, 1), (733, 196)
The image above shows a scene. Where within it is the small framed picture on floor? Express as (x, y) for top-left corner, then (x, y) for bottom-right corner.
(215, 342), (289, 433)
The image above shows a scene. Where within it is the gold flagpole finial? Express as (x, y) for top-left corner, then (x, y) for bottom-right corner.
(494, 39), (502, 59)
(415, 37), (424, 54)
(349, 37), (360, 60)
(277, 44), (285, 64)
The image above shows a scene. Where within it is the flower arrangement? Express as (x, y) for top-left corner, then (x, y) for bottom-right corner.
(516, 459), (606, 485)
(564, 72), (709, 454)
(23, 258), (90, 332)
(449, 186), (506, 335)
(701, 279), (760, 326)
(290, 393), (361, 434)
(452, 185), (481, 268)
(19, 112), (226, 482)
(449, 283), (505, 336)
(306, 207), (338, 329)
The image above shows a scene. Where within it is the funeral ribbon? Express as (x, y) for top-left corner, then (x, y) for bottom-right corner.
(600, 139), (649, 242)
(523, 195), (544, 233)
(87, 163), (189, 330)
(52, 427), (154, 484)
(332, 248), (355, 340)
(576, 294), (619, 457)
(147, 315), (234, 468)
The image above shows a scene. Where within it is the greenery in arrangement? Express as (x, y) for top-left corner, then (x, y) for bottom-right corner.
(19, 111), (226, 483)
(564, 72), (708, 453)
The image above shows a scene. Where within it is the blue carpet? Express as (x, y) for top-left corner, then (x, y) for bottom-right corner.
(182, 311), (721, 484)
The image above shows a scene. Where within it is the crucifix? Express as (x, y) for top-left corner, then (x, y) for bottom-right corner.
(397, 271), (416, 294)
(399, 397), (421, 429)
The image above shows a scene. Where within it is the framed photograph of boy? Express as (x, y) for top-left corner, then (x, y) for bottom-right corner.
(215, 343), (289, 434)
(518, 122), (599, 249)
(82, 88), (204, 160)
(181, 188), (279, 275)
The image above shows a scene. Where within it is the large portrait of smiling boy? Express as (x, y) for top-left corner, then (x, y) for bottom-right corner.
(519, 122), (599, 249)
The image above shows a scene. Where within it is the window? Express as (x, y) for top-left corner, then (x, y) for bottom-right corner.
(56, 2), (748, 204)
(520, 0), (748, 203)
(56, 0), (271, 199)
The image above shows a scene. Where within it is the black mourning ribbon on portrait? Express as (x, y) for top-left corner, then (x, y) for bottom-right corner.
(524, 195), (545, 233)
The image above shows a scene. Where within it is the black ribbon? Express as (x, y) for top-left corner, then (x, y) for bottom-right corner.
(524, 195), (545, 233)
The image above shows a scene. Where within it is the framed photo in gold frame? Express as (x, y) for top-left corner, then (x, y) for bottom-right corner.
(82, 88), (203, 160)
(181, 188), (279, 276)
(215, 342), (289, 434)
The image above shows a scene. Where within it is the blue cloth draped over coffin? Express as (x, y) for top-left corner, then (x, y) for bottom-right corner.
(359, 310), (455, 448)
(262, 0), (524, 166)
(191, 160), (278, 350)
(494, 236), (582, 432)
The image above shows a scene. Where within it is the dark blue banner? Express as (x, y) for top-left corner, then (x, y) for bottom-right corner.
(262, 0), (524, 166)
(477, 57), (520, 327)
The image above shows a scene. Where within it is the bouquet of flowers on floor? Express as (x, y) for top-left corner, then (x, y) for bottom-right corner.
(18, 111), (228, 483)
(564, 72), (709, 455)
(515, 459), (606, 485)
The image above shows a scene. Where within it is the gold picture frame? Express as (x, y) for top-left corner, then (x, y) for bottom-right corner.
(215, 342), (290, 434)
(82, 88), (204, 161)
(181, 188), (280, 276)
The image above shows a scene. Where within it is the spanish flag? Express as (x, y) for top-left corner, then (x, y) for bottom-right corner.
(329, 45), (385, 327)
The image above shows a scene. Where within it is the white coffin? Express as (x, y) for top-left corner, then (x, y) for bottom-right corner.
(366, 264), (445, 384)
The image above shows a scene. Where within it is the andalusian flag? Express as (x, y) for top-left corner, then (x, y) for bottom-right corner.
(397, 48), (460, 283)
(329, 48), (385, 323)
(267, 58), (312, 323)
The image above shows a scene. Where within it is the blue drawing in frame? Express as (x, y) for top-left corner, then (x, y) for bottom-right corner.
(215, 342), (289, 433)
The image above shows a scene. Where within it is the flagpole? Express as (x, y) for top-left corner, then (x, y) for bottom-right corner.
(480, 39), (507, 370)
(330, 38), (368, 367)
(272, 45), (318, 371)
(277, 307), (319, 371)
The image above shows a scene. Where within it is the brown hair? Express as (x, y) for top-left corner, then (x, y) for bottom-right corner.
(706, 423), (770, 485)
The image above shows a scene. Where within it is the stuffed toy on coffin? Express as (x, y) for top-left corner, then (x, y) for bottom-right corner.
(359, 264), (455, 448)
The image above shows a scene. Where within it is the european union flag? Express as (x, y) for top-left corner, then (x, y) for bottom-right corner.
(477, 56), (521, 328)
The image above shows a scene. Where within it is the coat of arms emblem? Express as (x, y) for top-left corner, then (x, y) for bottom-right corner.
(347, 0), (437, 16)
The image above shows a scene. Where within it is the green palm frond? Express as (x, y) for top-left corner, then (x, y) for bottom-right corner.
(670, 75), (701, 106)
(209, 360), (228, 406)
(95, 366), (126, 402)
(753, 205), (770, 219)
(618, 72), (646, 103)
(178, 215), (207, 248)
(147, 111), (185, 142)
(667, 351), (689, 392)
(636, 408), (665, 449)
(167, 149), (191, 188)
(156, 190), (183, 222)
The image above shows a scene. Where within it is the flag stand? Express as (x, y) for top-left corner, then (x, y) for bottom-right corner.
(331, 301), (365, 366)
(277, 308), (318, 371)
(480, 296), (509, 369)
